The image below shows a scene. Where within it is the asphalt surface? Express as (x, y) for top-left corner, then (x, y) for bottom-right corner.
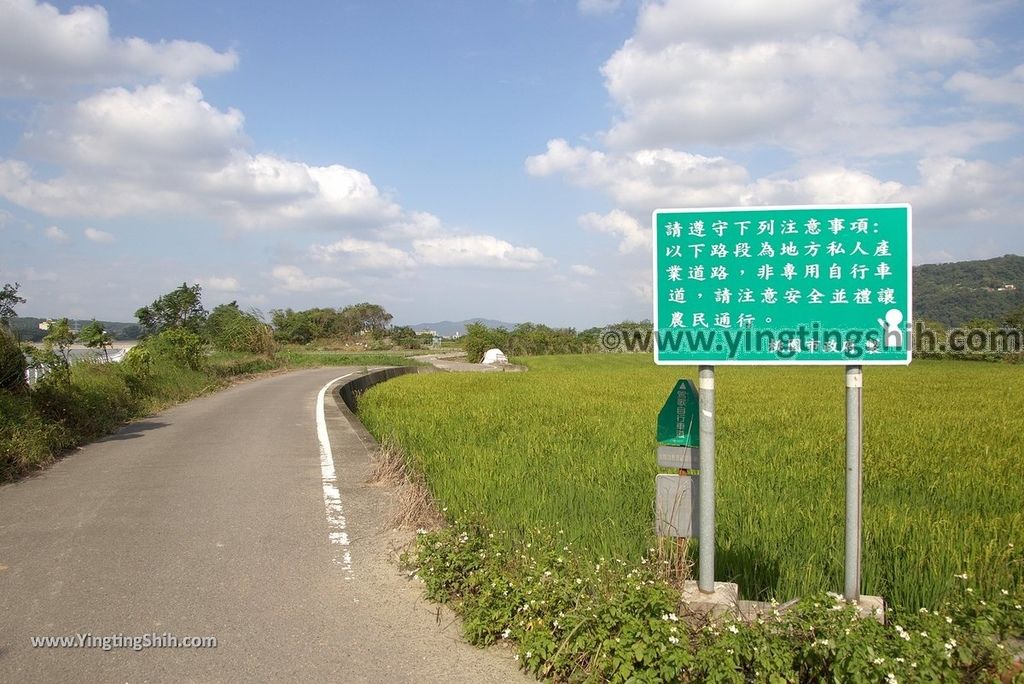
(0, 367), (525, 682)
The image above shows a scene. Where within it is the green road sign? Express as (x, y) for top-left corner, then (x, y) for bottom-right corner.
(653, 204), (912, 365)
(657, 379), (700, 447)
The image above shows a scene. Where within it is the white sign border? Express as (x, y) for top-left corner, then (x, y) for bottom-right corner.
(651, 203), (913, 366)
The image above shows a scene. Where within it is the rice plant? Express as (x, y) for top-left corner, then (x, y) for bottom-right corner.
(359, 355), (1024, 609)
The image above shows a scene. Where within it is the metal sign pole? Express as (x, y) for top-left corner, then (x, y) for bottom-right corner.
(698, 365), (716, 593)
(844, 365), (863, 601)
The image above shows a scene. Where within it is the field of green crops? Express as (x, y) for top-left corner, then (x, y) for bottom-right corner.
(359, 355), (1024, 610)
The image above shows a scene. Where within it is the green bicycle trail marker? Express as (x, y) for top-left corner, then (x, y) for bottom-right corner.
(657, 379), (699, 447)
(653, 204), (912, 365)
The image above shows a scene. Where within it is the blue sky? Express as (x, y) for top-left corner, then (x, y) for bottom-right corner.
(2, 0), (1023, 327)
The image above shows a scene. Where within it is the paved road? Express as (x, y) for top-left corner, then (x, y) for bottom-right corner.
(0, 367), (524, 682)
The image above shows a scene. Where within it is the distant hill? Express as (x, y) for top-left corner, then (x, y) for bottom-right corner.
(403, 318), (518, 337)
(914, 254), (1024, 326)
(7, 317), (142, 342)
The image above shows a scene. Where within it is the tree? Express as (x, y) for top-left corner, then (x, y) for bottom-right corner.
(24, 318), (76, 384)
(338, 303), (392, 339)
(79, 319), (114, 361)
(135, 282), (207, 335)
(270, 308), (317, 344)
(1003, 304), (1024, 330)
(43, 318), (76, 366)
(0, 282), (26, 326)
(390, 325), (421, 349)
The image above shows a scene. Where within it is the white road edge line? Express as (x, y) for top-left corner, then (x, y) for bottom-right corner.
(317, 373), (356, 579)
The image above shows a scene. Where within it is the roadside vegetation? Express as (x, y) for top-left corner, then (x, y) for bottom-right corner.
(0, 282), (423, 483)
(408, 519), (1021, 682)
(360, 354), (1023, 680)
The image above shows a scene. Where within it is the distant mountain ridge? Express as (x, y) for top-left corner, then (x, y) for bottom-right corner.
(914, 254), (1024, 327)
(403, 318), (518, 337)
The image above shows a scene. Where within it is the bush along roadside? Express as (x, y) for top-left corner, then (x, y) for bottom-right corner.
(0, 330), (425, 483)
(1, 331), (231, 481)
(406, 519), (1024, 683)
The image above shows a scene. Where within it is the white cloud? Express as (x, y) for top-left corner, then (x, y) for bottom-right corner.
(413, 234), (553, 270)
(378, 211), (443, 239)
(0, 82), (404, 229)
(746, 168), (905, 206)
(947, 65), (1024, 108)
(309, 237), (416, 270)
(533, 133), (1024, 258)
(0, 0), (237, 97)
(27, 82), (245, 169)
(578, 0), (621, 16)
(633, 0), (860, 49)
(570, 264), (598, 276)
(200, 276), (241, 292)
(578, 210), (650, 253)
(527, 139), (748, 211)
(83, 227), (113, 243)
(43, 225), (69, 243)
(270, 265), (348, 293)
(596, 0), (1010, 156)
(528, 138), (1023, 217)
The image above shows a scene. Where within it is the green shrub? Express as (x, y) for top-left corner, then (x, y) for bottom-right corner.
(0, 392), (64, 479)
(31, 362), (136, 440)
(0, 327), (27, 393)
(144, 328), (206, 370)
(206, 303), (277, 355)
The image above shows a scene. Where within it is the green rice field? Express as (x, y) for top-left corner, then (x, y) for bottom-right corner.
(359, 355), (1024, 610)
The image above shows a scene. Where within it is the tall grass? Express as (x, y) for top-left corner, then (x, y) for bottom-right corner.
(358, 355), (1024, 610)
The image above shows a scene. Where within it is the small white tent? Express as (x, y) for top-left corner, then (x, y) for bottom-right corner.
(481, 348), (508, 365)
